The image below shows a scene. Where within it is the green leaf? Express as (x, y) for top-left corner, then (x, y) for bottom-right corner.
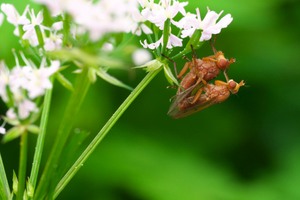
(0, 154), (10, 200)
(27, 125), (40, 134)
(163, 65), (179, 86)
(13, 171), (18, 195)
(56, 72), (74, 91)
(2, 126), (25, 143)
(96, 68), (133, 90)
(26, 179), (34, 198)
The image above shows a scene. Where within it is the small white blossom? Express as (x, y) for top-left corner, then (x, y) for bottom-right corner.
(140, 33), (182, 50)
(178, 8), (233, 41)
(18, 99), (38, 119)
(139, 0), (188, 30)
(132, 49), (152, 65)
(6, 109), (17, 121)
(22, 9), (49, 46)
(0, 127), (5, 134)
(0, 61), (10, 102)
(24, 60), (60, 99)
(0, 3), (30, 36)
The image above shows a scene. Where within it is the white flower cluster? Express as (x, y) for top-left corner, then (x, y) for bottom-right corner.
(0, 58), (59, 121)
(0, 3), (63, 51)
(34, 0), (140, 41)
(136, 0), (233, 50)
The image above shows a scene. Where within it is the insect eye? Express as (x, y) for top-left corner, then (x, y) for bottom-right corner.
(217, 59), (229, 70)
(228, 80), (236, 88)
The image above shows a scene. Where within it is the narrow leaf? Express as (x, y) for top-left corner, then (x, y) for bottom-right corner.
(2, 127), (25, 143)
(13, 171), (18, 195)
(56, 72), (74, 91)
(27, 125), (40, 134)
(0, 154), (10, 200)
(96, 68), (133, 90)
(163, 65), (179, 86)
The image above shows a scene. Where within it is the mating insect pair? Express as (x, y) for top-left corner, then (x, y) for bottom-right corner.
(168, 46), (244, 119)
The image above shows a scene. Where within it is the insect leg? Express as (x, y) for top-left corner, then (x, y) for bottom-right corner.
(190, 87), (203, 104)
(177, 61), (192, 79)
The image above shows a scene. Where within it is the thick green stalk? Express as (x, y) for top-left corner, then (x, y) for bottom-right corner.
(29, 83), (53, 195)
(54, 68), (161, 198)
(161, 19), (171, 56)
(34, 67), (91, 200)
(17, 132), (28, 200)
(0, 154), (10, 200)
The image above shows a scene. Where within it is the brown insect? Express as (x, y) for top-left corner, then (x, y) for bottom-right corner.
(176, 47), (235, 103)
(168, 78), (245, 119)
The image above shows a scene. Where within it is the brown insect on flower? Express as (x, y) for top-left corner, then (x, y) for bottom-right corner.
(168, 44), (236, 114)
(168, 78), (245, 119)
(177, 46), (236, 94)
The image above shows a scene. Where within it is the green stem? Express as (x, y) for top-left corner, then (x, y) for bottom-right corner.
(0, 154), (10, 200)
(161, 19), (171, 56)
(17, 132), (28, 200)
(34, 68), (91, 200)
(54, 68), (161, 198)
(29, 82), (54, 196)
(171, 29), (202, 60)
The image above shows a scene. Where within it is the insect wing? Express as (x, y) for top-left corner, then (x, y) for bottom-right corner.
(170, 95), (219, 119)
(167, 83), (200, 117)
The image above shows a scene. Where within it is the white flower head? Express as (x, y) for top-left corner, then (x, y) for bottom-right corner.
(179, 7), (233, 41)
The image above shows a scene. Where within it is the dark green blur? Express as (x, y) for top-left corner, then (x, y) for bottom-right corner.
(1, 0), (300, 199)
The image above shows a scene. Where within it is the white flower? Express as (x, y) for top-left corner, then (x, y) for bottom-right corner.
(141, 33), (182, 50)
(22, 9), (49, 46)
(132, 49), (152, 65)
(0, 61), (10, 102)
(0, 3), (30, 36)
(6, 108), (17, 121)
(24, 59), (60, 99)
(178, 7), (233, 41)
(18, 99), (38, 119)
(129, 7), (152, 36)
(139, 0), (188, 30)
(44, 33), (63, 51)
(0, 126), (5, 134)
(0, 119), (6, 135)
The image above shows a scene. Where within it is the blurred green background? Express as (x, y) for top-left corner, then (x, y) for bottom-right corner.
(1, 0), (300, 199)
